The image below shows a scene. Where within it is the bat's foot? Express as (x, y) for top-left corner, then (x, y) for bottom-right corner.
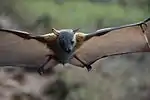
(37, 54), (53, 75)
(85, 65), (92, 72)
(37, 67), (45, 75)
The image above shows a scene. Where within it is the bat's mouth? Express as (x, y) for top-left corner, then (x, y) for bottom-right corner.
(61, 47), (72, 53)
(65, 48), (72, 53)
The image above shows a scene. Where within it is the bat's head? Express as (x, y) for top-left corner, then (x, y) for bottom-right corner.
(52, 28), (80, 53)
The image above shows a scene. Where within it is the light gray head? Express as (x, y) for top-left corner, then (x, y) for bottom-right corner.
(52, 28), (79, 53)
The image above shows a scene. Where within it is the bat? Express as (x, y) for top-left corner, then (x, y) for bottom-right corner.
(0, 18), (150, 75)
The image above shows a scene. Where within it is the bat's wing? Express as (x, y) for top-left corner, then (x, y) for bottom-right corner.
(70, 18), (150, 68)
(0, 29), (56, 70)
(0, 28), (33, 39)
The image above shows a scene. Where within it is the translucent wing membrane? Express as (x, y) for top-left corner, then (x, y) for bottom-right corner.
(0, 31), (51, 67)
(70, 18), (150, 68)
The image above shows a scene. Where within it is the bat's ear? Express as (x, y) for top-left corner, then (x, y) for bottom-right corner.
(73, 28), (80, 33)
(52, 28), (59, 36)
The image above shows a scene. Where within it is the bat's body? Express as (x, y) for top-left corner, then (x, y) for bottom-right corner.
(46, 32), (75, 64)
(33, 29), (80, 64)
(48, 41), (73, 63)
(0, 18), (150, 75)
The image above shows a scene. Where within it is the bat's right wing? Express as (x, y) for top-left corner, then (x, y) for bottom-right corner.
(0, 29), (56, 70)
(0, 28), (32, 39)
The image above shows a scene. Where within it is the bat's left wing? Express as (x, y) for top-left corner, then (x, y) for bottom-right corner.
(70, 18), (150, 68)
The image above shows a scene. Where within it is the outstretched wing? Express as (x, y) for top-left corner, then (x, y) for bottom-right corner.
(0, 29), (56, 70)
(70, 18), (150, 68)
(0, 28), (32, 39)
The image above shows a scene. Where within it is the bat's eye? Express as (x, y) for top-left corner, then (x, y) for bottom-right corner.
(71, 40), (74, 44)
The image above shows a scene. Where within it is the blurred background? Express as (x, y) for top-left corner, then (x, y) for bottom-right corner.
(0, 0), (150, 100)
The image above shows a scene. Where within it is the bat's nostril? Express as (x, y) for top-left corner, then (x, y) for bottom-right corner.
(66, 48), (72, 53)
(67, 49), (71, 53)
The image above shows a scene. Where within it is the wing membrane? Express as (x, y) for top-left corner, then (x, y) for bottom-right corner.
(70, 20), (150, 68)
(0, 31), (52, 67)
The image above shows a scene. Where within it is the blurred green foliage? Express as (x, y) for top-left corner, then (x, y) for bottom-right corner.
(0, 0), (149, 32)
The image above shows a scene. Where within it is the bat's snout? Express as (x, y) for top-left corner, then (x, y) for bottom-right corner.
(66, 48), (72, 53)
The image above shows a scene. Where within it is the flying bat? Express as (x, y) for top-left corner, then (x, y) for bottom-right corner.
(0, 18), (150, 75)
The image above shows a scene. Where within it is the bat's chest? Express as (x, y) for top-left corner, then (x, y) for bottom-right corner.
(47, 41), (74, 64)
